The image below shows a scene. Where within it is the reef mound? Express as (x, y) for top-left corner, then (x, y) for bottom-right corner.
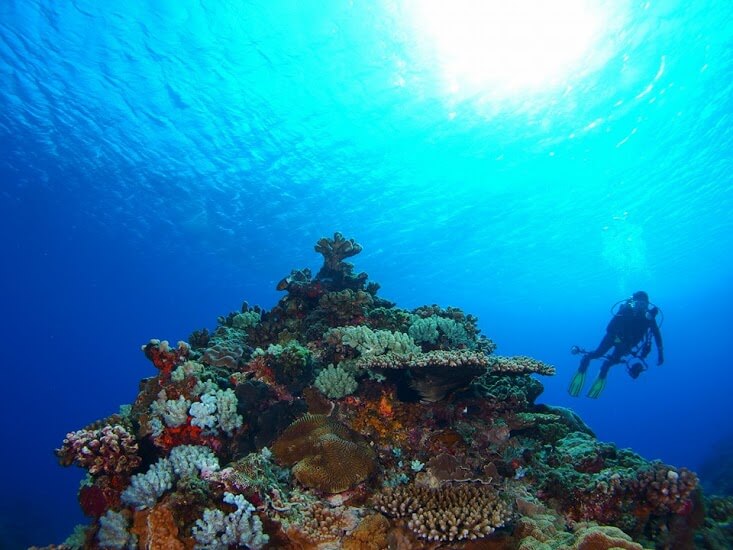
(47, 232), (725, 549)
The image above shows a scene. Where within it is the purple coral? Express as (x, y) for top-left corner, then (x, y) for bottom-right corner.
(56, 424), (141, 476)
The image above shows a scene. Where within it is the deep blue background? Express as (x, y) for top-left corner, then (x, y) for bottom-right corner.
(2, 1), (732, 546)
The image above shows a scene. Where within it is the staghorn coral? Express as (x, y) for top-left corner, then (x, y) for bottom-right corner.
(374, 482), (511, 542)
(272, 413), (376, 493)
(56, 424), (141, 476)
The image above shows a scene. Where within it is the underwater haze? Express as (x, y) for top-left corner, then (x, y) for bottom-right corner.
(1, 0), (732, 546)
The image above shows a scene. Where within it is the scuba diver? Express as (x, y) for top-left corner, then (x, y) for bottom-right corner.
(568, 290), (664, 399)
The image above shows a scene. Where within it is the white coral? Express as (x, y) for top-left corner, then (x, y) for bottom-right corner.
(97, 510), (135, 549)
(121, 459), (173, 510)
(190, 393), (217, 430)
(169, 445), (220, 478)
(151, 394), (191, 428)
(215, 388), (243, 435)
(192, 492), (269, 549)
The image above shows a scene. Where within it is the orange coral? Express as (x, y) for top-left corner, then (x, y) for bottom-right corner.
(377, 393), (394, 418)
(131, 503), (186, 550)
(343, 513), (390, 550)
(272, 414), (376, 493)
(347, 391), (406, 446)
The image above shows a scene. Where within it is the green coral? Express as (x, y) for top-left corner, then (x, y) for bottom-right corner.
(232, 310), (262, 330)
(314, 364), (358, 398)
(338, 325), (419, 356)
(408, 314), (472, 349)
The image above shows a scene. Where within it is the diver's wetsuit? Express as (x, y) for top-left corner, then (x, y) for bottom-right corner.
(579, 303), (663, 378)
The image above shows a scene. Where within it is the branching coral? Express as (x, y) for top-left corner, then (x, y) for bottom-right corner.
(121, 459), (174, 510)
(56, 424), (141, 476)
(192, 492), (269, 549)
(332, 325), (420, 356)
(315, 232), (363, 272)
(374, 482), (511, 542)
(97, 510), (134, 549)
(283, 502), (359, 546)
(408, 315), (473, 349)
(314, 364), (358, 398)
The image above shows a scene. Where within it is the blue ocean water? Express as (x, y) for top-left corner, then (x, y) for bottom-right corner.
(1, 0), (732, 546)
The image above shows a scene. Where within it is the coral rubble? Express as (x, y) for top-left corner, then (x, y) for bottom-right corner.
(48, 233), (713, 549)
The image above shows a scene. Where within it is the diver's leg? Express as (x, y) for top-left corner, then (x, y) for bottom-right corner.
(579, 333), (615, 372)
(571, 334), (613, 396)
(587, 352), (621, 399)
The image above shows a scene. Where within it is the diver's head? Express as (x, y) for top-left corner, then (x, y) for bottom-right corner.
(630, 290), (650, 312)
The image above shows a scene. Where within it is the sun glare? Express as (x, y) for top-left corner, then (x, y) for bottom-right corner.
(407, 0), (616, 98)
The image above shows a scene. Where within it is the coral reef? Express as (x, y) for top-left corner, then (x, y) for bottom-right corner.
(49, 233), (711, 549)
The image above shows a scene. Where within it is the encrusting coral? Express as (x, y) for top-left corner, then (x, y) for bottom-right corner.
(46, 232), (717, 549)
(271, 413), (376, 493)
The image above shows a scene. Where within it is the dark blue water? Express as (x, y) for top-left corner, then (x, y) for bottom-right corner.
(2, 1), (732, 546)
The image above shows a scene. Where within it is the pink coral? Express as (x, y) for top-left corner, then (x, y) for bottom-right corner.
(56, 424), (141, 476)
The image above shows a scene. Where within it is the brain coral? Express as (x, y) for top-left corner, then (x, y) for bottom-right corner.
(272, 414), (376, 493)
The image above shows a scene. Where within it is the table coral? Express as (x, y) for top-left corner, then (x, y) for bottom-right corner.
(487, 355), (556, 376)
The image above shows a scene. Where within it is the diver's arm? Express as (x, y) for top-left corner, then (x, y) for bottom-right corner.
(651, 322), (664, 365)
